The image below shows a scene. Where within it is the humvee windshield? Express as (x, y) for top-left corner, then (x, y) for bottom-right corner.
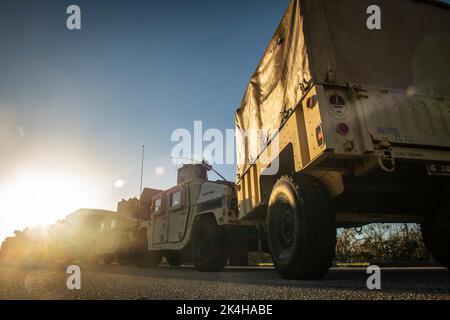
(153, 198), (162, 213)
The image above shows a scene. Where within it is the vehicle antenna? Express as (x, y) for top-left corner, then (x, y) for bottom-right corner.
(140, 145), (145, 197)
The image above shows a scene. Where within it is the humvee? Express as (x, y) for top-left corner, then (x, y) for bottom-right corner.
(235, 0), (450, 279)
(97, 163), (257, 271)
(96, 191), (162, 265)
(0, 209), (114, 264)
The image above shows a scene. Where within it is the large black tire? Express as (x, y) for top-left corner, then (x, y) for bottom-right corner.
(103, 254), (115, 265)
(191, 217), (229, 272)
(137, 251), (162, 268)
(267, 175), (336, 280)
(118, 255), (131, 266)
(166, 252), (183, 267)
(421, 206), (450, 269)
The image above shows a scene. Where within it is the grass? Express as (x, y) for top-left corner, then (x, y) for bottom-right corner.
(336, 262), (371, 268)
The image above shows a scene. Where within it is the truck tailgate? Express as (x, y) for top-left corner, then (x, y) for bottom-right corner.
(359, 91), (450, 148)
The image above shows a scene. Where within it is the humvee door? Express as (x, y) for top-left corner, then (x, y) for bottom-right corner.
(151, 193), (169, 244)
(167, 185), (189, 243)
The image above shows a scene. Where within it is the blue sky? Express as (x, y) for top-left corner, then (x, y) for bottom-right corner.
(0, 0), (289, 238)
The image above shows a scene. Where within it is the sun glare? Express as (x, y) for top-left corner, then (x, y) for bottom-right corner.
(0, 172), (93, 231)
(114, 179), (125, 188)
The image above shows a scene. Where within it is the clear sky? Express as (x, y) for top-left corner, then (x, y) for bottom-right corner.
(0, 0), (289, 241)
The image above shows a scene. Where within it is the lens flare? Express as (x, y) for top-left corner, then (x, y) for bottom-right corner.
(155, 166), (165, 176)
(114, 179), (125, 188)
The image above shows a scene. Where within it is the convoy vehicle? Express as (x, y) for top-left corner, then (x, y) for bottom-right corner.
(0, 166), (256, 269)
(56, 209), (116, 262)
(234, 0), (450, 279)
(0, 209), (115, 263)
(96, 163), (258, 270)
(96, 189), (162, 265)
(0, 236), (21, 261)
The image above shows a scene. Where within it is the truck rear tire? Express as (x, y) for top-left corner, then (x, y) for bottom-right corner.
(166, 252), (183, 267)
(137, 251), (162, 268)
(135, 229), (162, 268)
(421, 206), (450, 269)
(267, 175), (336, 280)
(192, 217), (229, 272)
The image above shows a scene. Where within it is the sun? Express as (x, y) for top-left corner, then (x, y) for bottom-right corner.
(0, 172), (93, 231)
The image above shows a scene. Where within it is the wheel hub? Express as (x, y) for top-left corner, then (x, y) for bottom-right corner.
(279, 207), (294, 249)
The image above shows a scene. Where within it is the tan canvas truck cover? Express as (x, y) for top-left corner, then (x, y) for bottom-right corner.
(235, 0), (450, 175)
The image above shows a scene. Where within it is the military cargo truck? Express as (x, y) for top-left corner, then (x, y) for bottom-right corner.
(96, 163), (258, 271)
(235, 0), (450, 279)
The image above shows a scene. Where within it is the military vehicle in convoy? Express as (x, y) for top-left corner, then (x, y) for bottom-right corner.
(0, 165), (256, 269)
(96, 189), (163, 265)
(96, 163), (258, 270)
(55, 209), (116, 262)
(0, 209), (115, 263)
(234, 0), (450, 279)
(0, 235), (22, 261)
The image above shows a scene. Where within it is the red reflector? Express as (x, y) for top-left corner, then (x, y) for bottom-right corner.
(316, 125), (324, 147)
(317, 131), (324, 140)
(306, 95), (318, 109)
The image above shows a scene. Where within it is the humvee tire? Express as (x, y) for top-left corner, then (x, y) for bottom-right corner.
(166, 252), (183, 267)
(192, 217), (229, 272)
(118, 255), (131, 266)
(85, 254), (101, 265)
(421, 206), (450, 269)
(103, 254), (115, 265)
(136, 229), (162, 268)
(137, 251), (162, 268)
(267, 175), (336, 280)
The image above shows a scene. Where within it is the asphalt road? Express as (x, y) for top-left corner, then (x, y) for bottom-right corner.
(0, 261), (449, 300)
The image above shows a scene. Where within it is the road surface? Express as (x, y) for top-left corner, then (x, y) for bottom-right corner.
(0, 261), (448, 300)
